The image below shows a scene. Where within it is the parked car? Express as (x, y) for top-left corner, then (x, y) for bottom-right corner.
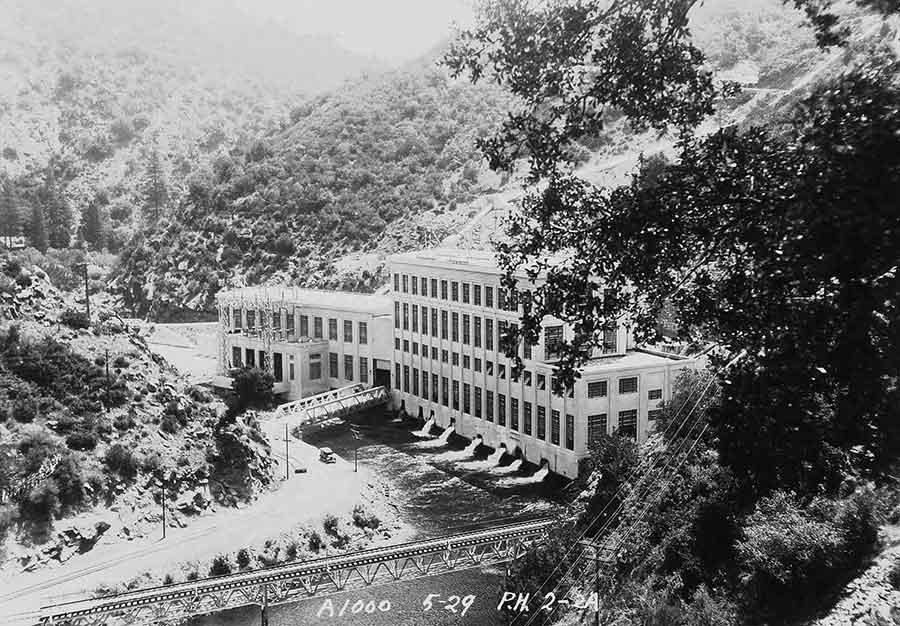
(319, 447), (336, 464)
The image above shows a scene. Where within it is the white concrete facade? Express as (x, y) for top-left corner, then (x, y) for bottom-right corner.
(388, 248), (698, 478)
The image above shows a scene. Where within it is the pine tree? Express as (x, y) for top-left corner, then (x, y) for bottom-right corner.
(143, 148), (168, 224)
(81, 198), (104, 250)
(0, 178), (21, 247)
(43, 158), (72, 249)
(29, 203), (48, 253)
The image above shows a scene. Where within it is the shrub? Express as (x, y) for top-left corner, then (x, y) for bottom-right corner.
(209, 555), (232, 577)
(0, 504), (19, 541)
(889, 559), (900, 591)
(308, 531), (324, 552)
(186, 570), (199, 581)
(162, 574), (174, 586)
(113, 355), (130, 369)
(323, 514), (339, 536)
(66, 428), (98, 451)
(230, 367), (274, 412)
(21, 481), (61, 522)
(273, 234), (295, 256)
(12, 397), (37, 423)
(284, 541), (298, 562)
(60, 309), (91, 329)
(104, 444), (138, 479)
(236, 548), (252, 569)
(351, 505), (381, 530)
(113, 413), (135, 432)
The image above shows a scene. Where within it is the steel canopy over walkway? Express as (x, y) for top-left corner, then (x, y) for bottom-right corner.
(273, 384), (390, 426)
(38, 517), (554, 626)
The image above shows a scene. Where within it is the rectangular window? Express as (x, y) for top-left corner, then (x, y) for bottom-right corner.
(432, 346), (439, 360)
(412, 343), (419, 355)
(441, 280), (448, 300)
(395, 363), (401, 390)
(474, 285), (482, 306)
(412, 304), (419, 332)
(474, 358), (482, 372)
(485, 286), (494, 308)
(462, 314), (470, 344)
(588, 414), (607, 445)
(314, 317), (323, 338)
(421, 371), (429, 399)
(523, 402), (533, 435)
(473, 316), (482, 347)
(544, 326), (564, 360)
(486, 361), (494, 376)
(345, 355), (354, 381)
(289, 359), (295, 381)
(431, 278), (438, 299)
(432, 373), (439, 403)
(498, 287), (507, 311)
(421, 276), (428, 297)
(524, 339), (532, 360)
(524, 371), (532, 386)
(360, 357), (369, 384)
(551, 410), (561, 445)
(402, 274), (408, 293)
(565, 414), (575, 450)
(451, 312), (459, 342)
(648, 409), (662, 421)
(344, 320), (353, 342)
(246, 310), (256, 331)
(474, 386), (483, 418)
(603, 327), (617, 354)
(486, 390), (494, 422)
(498, 320), (507, 352)
(452, 352), (459, 366)
(273, 352), (283, 382)
(329, 352), (339, 378)
(486, 319), (494, 351)
(394, 273), (399, 292)
(403, 303), (409, 330)
(619, 377), (638, 394)
(359, 322), (368, 344)
(537, 407), (547, 440)
(231, 346), (242, 367)
(403, 340), (409, 353)
(648, 388), (663, 400)
(309, 353), (322, 380)
(537, 374), (546, 390)
(451, 281), (459, 302)
(411, 276), (418, 295)
(403, 365), (410, 392)
(442, 349), (449, 363)
(498, 363), (506, 380)
(462, 283), (470, 304)
(394, 302), (400, 329)
(233, 309), (242, 330)
(412, 367), (419, 396)
(463, 355), (470, 369)
(453, 380), (460, 410)
(588, 381), (608, 398)
(510, 398), (519, 431)
(329, 318), (338, 340)
(619, 410), (638, 439)
(498, 394), (506, 426)
(300, 314), (309, 337)
(272, 311), (281, 331)
(441, 310), (448, 339)
(245, 348), (255, 367)
(442, 377), (449, 407)
(286, 313), (295, 337)
(421, 306), (428, 335)
(395, 337), (401, 350)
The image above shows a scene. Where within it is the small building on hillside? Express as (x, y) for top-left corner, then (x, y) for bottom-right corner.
(213, 286), (393, 400)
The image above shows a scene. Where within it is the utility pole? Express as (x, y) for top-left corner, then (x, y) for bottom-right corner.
(161, 480), (166, 540)
(79, 262), (90, 322)
(284, 422), (289, 480)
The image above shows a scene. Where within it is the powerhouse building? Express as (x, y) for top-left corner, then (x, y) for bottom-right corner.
(214, 249), (698, 478)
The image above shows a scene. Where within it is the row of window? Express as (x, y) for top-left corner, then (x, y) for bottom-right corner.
(230, 347), (369, 384)
(393, 273), (522, 312)
(230, 308), (369, 344)
(231, 347), (295, 383)
(395, 364), (576, 449)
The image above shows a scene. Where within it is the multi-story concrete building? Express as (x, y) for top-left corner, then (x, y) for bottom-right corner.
(213, 286), (393, 400)
(388, 248), (698, 478)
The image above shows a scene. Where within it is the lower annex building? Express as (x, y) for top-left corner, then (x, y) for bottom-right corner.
(214, 249), (698, 478)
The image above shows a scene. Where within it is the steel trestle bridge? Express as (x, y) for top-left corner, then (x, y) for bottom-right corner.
(38, 517), (553, 626)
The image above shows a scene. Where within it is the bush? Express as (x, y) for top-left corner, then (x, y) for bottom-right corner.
(113, 413), (135, 432)
(889, 560), (900, 591)
(323, 514), (339, 536)
(209, 555), (232, 577)
(104, 444), (138, 479)
(308, 531), (324, 552)
(60, 309), (91, 329)
(186, 570), (199, 581)
(236, 548), (252, 569)
(66, 428), (98, 451)
(113, 355), (130, 369)
(230, 367), (274, 412)
(284, 541), (298, 561)
(162, 574), (174, 586)
(351, 505), (381, 530)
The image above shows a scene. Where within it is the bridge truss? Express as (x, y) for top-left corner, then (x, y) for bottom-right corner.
(39, 518), (553, 626)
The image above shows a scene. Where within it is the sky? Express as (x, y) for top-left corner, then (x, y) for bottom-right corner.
(234, 0), (477, 64)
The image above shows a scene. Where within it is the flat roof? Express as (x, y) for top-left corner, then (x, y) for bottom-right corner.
(580, 348), (692, 373)
(216, 286), (392, 315)
(390, 247), (567, 277)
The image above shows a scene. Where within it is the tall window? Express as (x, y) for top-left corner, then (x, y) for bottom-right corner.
(485, 286), (494, 308)
(498, 288), (507, 311)
(431, 309), (438, 338)
(474, 285), (481, 306)
(329, 352), (339, 377)
(232, 346), (242, 367)
(300, 315), (308, 337)
(402, 274), (408, 293)
(432, 373), (439, 403)
(441, 310), (448, 339)
(618, 410), (638, 439)
(463, 383), (471, 414)
(393, 273), (399, 292)
(452, 381), (460, 410)
(474, 316), (482, 347)
(403, 303), (409, 330)
(510, 398), (519, 431)
(343, 320), (353, 342)
(485, 319), (494, 350)
(233, 309), (242, 330)
(498, 394), (507, 426)
(551, 410), (561, 445)
(441, 377), (449, 406)
(462, 283), (470, 303)
(441, 280), (448, 300)
(359, 322), (368, 344)
(565, 414), (575, 450)
(394, 302), (400, 329)
(247, 310), (256, 331)
(486, 390), (494, 422)
(286, 313), (295, 337)
(412, 304), (419, 332)
(272, 311), (281, 331)
(544, 326), (564, 360)
(451, 281), (459, 302)
(245, 348), (255, 367)
(360, 357), (369, 383)
(395, 363), (401, 390)
(523, 402), (532, 435)
(431, 278), (438, 299)
(403, 365), (410, 392)
(421, 371), (429, 399)
(345, 355), (354, 381)
(537, 407), (547, 440)
(462, 314), (471, 344)
(603, 326), (617, 353)
(421, 276), (428, 297)
(588, 414), (608, 445)
(474, 386), (482, 418)
(273, 353), (283, 382)
(412, 368), (419, 395)
(329, 318), (338, 340)
(451, 312), (459, 342)
(421, 306), (428, 335)
(309, 353), (322, 379)
(411, 276), (418, 295)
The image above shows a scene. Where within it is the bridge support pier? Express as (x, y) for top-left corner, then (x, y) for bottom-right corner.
(260, 584), (269, 626)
